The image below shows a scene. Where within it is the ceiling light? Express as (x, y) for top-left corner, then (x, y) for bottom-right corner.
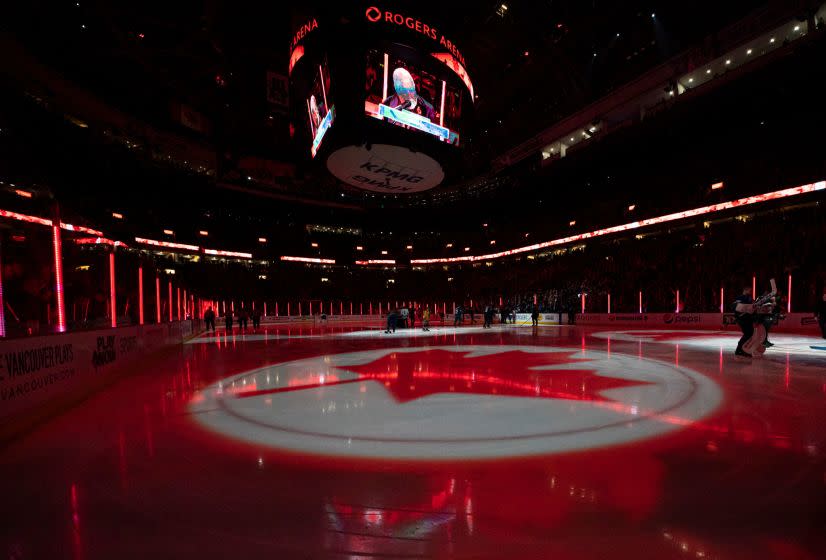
(490, 240), (496, 245)
(794, 25), (800, 31)
(688, 78), (694, 83)
(356, 245), (364, 250)
(769, 37), (775, 43)
(569, 220), (576, 226)
(628, 204), (636, 211)
(15, 189), (33, 198)
(446, 243), (453, 248)
(163, 229), (174, 235)
(725, 59), (731, 65)
(464, 247), (470, 252)
(711, 181), (724, 190)
(406, 245), (413, 250)
(381, 250), (388, 255)
(311, 242), (319, 248)
(112, 212), (123, 219)
(258, 237), (267, 243)
(570, 137), (575, 142)
(706, 69), (711, 74)
(746, 48), (753, 55)
(199, 230), (208, 236)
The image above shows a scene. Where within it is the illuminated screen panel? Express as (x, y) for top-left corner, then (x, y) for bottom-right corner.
(365, 49), (461, 146)
(308, 57), (335, 157)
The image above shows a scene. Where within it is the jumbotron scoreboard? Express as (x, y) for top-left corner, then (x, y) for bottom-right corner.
(289, 4), (476, 194)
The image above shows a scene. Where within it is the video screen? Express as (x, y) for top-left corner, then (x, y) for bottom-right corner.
(307, 57), (334, 157)
(365, 50), (461, 146)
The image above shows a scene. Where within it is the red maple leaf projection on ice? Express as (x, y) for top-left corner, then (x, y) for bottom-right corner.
(237, 350), (651, 404)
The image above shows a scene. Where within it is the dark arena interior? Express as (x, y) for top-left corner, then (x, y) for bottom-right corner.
(2, 1), (826, 558)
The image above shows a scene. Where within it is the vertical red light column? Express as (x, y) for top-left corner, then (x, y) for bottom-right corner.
(787, 274), (792, 313)
(607, 293), (611, 314)
(580, 293), (585, 314)
(177, 287), (181, 320)
(109, 252), (117, 328)
(720, 287), (724, 314)
(0, 241), (5, 337)
(638, 291), (643, 314)
(752, 275), (756, 299)
(52, 225), (66, 333)
(138, 267), (144, 325)
(155, 276), (161, 323)
(675, 289), (680, 314)
(168, 282), (173, 322)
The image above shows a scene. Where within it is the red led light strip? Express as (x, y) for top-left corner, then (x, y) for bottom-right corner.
(0, 244), (5, 337)
(412, 181), (826, 264)
(155, 276), (161, 323)
(109, 252), (117, 328)
(135, 237), (200, 251)
(74, 237), (127, 247)
(356, 259), (396, 265)
(0, 210), (104, 238)
(52, 225), (66, 332)
(280, 256), (336, 264)
(204, 248), (253, 259)
(61, 223), (103, 237)
(0, 208), (53, 227)
(138, 267), (144, 325)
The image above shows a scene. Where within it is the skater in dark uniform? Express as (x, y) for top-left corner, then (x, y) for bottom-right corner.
(385, 309), (399, 334)
(252, 306), (262, 330)
(204, 306), (216, 332)
(816, 291), (826, 339)
(733, 286), (755, 357)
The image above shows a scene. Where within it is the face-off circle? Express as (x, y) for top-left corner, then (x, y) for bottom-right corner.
(190, 345), (722, 460)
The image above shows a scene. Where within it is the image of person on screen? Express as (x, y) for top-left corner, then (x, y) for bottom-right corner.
(382, 67), (436, 123)
(309, 95), (323, 131)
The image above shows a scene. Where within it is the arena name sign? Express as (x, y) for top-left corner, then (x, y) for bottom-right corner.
(290, 18), (319, 51)
(365, 6), (466, 67)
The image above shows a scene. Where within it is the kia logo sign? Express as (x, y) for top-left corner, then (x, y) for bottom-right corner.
(365, 6), (382, 22)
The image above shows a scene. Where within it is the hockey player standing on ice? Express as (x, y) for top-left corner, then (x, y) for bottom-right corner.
(733, 286), (755, 357)
(816, 290), (826, 339)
